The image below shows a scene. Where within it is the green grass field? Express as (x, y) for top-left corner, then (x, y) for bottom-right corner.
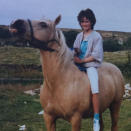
(0, 46), (130, 83)
(0, 85), (131, 131)
(0, 46), (131, 131)
(0, 46), (129, 65)
(0, 46), (40, 65)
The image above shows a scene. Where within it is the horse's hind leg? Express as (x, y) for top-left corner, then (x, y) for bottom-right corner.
(100, 114), (104, 131)
(71, 113), (81, 131)
(44, 113), (56, 131)
(109, 101), (121, 131)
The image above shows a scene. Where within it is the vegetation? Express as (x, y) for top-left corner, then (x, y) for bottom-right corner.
(0, 26), (11, 39)
(63, 30), (79, 48)
(63, 31), (131, 55)
(0, 27), (130, 131)
(0, 46), (40, 65)
(103, 39), (123, 52)
(0, 46), (130, 84)
(123, 37), (131, 49)
(0, 85), (131, 131)
(0, 27), (131, 52)
(0, 33), (130, 131)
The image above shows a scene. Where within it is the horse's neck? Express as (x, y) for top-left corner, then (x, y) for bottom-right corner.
(40, 49), (72, 87)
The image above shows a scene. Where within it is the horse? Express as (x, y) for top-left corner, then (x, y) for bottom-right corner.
(9, 15), (125, 131)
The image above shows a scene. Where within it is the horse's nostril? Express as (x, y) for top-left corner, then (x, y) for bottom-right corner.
(9, 28), (18, 33)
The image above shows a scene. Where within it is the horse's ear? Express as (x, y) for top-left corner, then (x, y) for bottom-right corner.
(54, 15), (61, 26)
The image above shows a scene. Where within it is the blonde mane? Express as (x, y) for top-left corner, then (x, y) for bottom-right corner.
(55, 29), (74, 65)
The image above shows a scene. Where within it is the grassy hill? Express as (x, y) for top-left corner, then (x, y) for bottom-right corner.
(0, 25), (131, 45)
(0, 26), (130, 131)
(0, 46), (128, 65)
(61, 27), (131, 43)
(0, 46), (130, 84)
(0, 46), (129, 65)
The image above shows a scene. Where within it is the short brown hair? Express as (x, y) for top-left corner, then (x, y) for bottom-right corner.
(77, 8), (96, 29)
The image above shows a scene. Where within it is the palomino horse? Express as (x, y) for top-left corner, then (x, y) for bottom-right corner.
(9, 15), (124, 131)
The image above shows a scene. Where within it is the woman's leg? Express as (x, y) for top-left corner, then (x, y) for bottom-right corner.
(87, 67), (100, 131)
(92, 93), (99, 114)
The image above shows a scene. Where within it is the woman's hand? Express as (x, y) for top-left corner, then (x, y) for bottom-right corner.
(74, 48), (81, 56)
(74, 56), (83, 63)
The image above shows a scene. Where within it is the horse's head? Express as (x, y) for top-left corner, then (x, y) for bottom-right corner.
(9, 16), (61, 50)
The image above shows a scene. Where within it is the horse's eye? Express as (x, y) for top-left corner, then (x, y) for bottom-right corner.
(39, 22), (48, 28)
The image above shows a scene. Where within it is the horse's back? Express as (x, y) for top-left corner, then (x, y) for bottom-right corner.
(99, 62), (124, 84)
(99, 62), (124, 88)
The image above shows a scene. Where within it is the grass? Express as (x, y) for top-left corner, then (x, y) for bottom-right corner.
(104, 51), (129, 64)
(0, 46), (131, 130)
(0, 46), (131, 80)
(0, 65), (43, 79)
(0, 85), (44, 131)
(0, 46), (40, 65)
(0, 46), (130, 65)
(0, 46), (43, 80)
(0, 85), (131, 131)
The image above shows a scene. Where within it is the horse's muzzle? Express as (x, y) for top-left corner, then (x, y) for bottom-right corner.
(9, 19), (26, 36)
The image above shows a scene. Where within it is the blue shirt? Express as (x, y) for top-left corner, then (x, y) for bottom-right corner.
(79, 40), (88, 59)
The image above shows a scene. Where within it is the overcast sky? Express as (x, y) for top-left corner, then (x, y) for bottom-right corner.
(0, 0), (131, 32)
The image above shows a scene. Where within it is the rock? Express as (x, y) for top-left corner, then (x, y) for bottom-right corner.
(38, 110), (44, 115)
(123, 83), (131, 99)
(125, 83), (131, 90)
(24, 90), (36, 96)
(18, 125), (26, 131)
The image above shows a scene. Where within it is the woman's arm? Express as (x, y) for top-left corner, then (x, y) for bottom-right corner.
(90, 36), (103, 63)
(74, 56), (95, 64)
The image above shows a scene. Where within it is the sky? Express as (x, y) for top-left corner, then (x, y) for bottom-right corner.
(0, 0), (131, 32)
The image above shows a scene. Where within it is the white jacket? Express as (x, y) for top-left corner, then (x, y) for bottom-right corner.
(73, 31), (103, 68)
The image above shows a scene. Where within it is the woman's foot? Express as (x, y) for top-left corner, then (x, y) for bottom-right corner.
(93, 119), (100, 131)
(93, 113), (100, 131)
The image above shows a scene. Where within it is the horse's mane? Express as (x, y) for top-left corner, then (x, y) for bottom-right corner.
(56, 29), (74, 65)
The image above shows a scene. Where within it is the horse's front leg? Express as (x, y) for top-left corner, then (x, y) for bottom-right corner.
(44, 113), (56, 131)
(71, 113), (82, 131)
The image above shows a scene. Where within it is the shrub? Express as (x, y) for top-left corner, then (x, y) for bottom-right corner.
(63, 30), (79, 48)
(123, 37), (131, 50)
(0, 27), (11, 39)
(103, 39), (123, 52)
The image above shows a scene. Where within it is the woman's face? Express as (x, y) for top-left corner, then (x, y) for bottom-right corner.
(80, 17), (92, 32)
